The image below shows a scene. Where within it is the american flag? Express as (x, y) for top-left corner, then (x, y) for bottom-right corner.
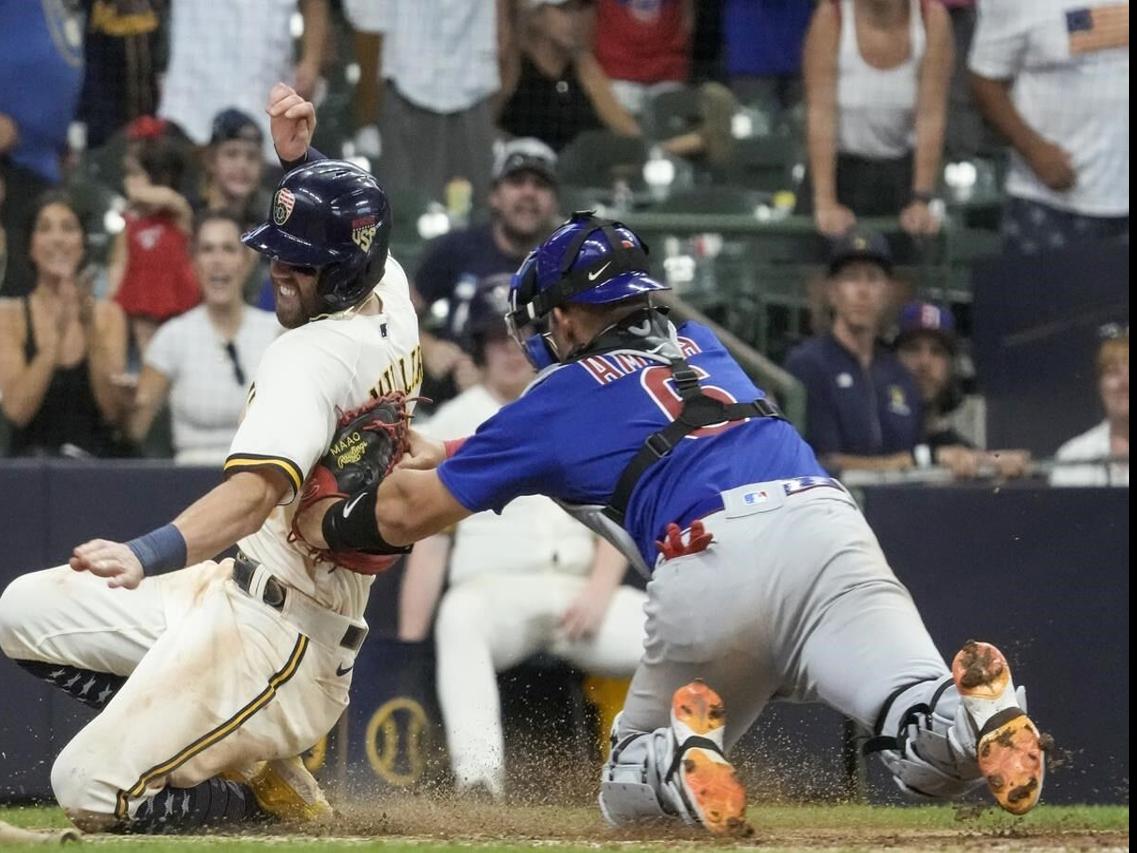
(1065, 4), (1129, 54)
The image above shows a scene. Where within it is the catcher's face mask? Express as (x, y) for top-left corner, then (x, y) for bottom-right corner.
(507, 250), (560, 370)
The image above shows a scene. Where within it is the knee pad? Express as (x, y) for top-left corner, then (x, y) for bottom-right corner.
(867, 676), (987, 802)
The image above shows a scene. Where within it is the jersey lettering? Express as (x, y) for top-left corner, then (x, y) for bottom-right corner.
(640, 364), (742, 438)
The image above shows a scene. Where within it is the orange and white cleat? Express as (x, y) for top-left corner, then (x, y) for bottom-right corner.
(952, 641), (1045, 815)
(669, 680), (750, 835)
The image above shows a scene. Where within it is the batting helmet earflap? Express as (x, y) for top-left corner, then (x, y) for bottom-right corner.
(242, 159), (391, 314)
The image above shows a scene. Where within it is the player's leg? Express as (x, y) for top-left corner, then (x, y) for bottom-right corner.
(553, 583), (647, 676)
(777, 491), (1044, 813)
(598, 554), (776, 835)
(48, 569), (345, 833)
(433, 573), (558, 798)
(0, 561), (224, 709)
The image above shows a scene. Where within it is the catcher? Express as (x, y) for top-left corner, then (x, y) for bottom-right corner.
(0, 84), (421, 834)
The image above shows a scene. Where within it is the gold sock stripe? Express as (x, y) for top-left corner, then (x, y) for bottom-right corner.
(113, 634), (309, 820)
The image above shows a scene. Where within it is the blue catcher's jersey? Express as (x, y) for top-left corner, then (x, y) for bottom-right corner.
(437, 321), (827, 572)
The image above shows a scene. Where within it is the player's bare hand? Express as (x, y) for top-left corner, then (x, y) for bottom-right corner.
(267, 82), (317, 163)
(70, 539), (145, 590)
(560, 583), (614, 642)
(397, 429), (446, 471)
(1027, 139), (1076, 191)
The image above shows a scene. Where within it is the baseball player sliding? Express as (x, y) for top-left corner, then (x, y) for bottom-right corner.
(0, 84), (422, 834)
(295, 213), (1048, 833)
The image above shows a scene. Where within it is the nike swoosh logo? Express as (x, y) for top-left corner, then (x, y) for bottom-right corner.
(588, 261), (612, 281)
(336, 663), (354, 677)
(342, 492), (367, 518)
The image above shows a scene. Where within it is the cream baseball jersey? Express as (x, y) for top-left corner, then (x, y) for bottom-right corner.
(224, 256), (423, 619)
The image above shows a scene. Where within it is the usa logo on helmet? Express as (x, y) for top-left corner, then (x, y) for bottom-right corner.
(352, 216), (378, 252)
(273, 188), (296, 225)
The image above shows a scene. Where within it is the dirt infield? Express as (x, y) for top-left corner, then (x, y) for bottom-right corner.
(320, 798), (1129, 851)
(2, 801), (1129, 851)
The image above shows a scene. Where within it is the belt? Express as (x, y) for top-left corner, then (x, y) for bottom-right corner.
(232, 552), (367, 652)
(675, 475), (851, 533)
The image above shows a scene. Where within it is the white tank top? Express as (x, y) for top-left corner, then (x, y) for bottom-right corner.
(836, 0), (926, 160)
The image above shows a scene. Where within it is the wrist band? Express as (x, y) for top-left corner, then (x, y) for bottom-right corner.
(911, 190), (936, 204)
(125, 523), (188, 574)
(444, 438), (468, 459)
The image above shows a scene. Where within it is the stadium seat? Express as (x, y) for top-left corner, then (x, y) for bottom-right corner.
(557, 130), (648, 190)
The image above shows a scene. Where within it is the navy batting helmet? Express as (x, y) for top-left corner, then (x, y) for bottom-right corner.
(242, 159), (391, 313)
(506, 211), (667, 368)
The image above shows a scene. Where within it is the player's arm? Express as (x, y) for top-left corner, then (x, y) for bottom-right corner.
(69, 469), (290, 589)
(560, 538), (628, 641)
(398, 533), (452, 642)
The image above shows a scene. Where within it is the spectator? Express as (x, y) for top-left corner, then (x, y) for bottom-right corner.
(126, 212), (280, 465)
(1050, 331), (1129, 487)
(0, 0), (85, 297)
(107, 118), (199, 355)
(414, 137), (561, 411)
(344, 0), (499, 204)
(198, 109), (269, 229)
(399, 281), (645, 799)
(499, 0), (641, 152)
(159, 0), (329, 162)
(802, 0), (954, 237)
(969, 0), (1129, 254)
(594, 0), (692, 117)
(0, 192), (129, 457)
(76, 0), (164, 149)
(895, 300), (1031, 479)
(722, 0), (813, 113)
(784, 230), (922, 473)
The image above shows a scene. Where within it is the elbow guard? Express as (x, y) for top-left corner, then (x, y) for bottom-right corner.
(321, 486), (410, 556)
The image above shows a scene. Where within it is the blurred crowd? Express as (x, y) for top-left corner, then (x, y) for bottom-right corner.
(0, 0), (1128, 486)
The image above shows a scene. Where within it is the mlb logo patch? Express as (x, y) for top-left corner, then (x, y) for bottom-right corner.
(743, 490), (770, 505)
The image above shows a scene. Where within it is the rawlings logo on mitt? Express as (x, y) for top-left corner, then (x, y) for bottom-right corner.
(290, 392), (411, 574)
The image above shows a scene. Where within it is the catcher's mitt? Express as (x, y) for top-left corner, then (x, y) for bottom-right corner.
(291, 391), (411, 574)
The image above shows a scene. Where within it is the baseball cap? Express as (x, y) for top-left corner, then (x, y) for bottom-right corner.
(828, 229), (893, 276)
(492, 137), (559, 187)
(209, 108), (264, 146)
(896, 301), (957, 351)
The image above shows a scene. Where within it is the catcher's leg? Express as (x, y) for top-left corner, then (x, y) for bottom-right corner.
(783, 499), (1044, 812)
(49, 572), (344, 833)
(598, 555), (773, 836)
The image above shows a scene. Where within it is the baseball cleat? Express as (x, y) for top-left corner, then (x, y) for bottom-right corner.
(233, 756), (334, 824)
(952, 641), (1045, 815)
(670, 680), (750, 835)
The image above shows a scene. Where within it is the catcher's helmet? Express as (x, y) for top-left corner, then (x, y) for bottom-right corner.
(506, 211), (667, 368)
(242, 159), (391, 313)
